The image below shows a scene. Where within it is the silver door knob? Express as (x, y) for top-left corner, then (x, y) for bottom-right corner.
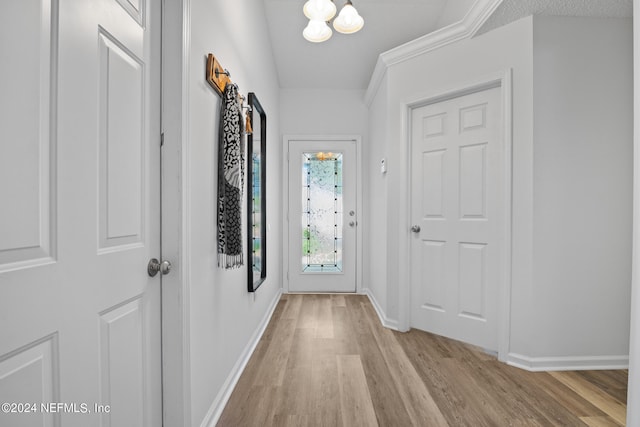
(148, 258), (172, 277)
(411, 225), (421, 233)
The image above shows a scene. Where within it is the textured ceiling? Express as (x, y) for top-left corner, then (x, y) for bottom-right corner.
(478, 0), (632, 34)
(264, 0), (634, 90)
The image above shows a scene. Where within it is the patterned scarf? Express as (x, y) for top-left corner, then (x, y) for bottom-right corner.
(217, 83), (245, 268)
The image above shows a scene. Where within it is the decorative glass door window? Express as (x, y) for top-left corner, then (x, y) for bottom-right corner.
(251, 152), (262, 271)
(301, 151), (343, 272)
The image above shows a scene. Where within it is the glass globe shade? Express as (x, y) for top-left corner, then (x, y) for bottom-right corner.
(303, 19), (332, 43)
(303, 0), (336, 21)
(333, 4), (364, 34)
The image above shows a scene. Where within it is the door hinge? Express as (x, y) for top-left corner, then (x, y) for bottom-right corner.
(160, 132), (165, 146)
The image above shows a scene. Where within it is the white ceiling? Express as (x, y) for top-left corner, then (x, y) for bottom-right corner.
(263, 0), (633, 91)
(263, 0), (472, 90)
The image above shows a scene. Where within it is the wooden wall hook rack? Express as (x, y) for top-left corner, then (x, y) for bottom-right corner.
(206, 53), (231, 96)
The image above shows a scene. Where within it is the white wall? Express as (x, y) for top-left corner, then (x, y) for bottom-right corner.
(364, 78), (389, 318)
(279, 88), (368, 292)
(279, 88), (367, 136)
(366, 14), (633, 367)
(188, 1), (282, 424)
(530, 16), (633, 359)
(164, 1), (282, 425)
(368, 17), (535, 327)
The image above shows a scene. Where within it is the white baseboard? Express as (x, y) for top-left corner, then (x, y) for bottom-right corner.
(360, 289), (628, 373)
(202, 288), (284, 427)
(507, 352), (629, 372)
(363, 288), (400, 331)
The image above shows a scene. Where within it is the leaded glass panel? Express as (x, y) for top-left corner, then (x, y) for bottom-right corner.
(301, 152), (343, 273)
(251, 152), (262, 271)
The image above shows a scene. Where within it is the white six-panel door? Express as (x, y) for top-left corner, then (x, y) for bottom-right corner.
(0, 0), (161, 426)
(410, 86), (503, 351)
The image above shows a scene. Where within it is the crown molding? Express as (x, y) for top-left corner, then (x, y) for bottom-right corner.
(364, 0), (504, 106)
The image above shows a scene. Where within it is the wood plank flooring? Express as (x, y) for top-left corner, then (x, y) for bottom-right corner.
(217, 294), (628, 426)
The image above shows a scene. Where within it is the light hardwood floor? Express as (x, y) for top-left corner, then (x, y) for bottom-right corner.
(218, 294), (628, 426)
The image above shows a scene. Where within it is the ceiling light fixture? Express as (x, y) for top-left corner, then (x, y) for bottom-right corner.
(302, 0), (363, 43)
(303, 0), (336, 21)
(333, 0), (364, 34)
(303, 19), (333, 43)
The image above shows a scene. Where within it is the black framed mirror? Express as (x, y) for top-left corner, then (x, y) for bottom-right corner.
(247, 92), (266, 292)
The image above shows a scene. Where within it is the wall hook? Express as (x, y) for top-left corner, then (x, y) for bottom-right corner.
(215, 68), (231, 78)
(206, 54), (233, 97)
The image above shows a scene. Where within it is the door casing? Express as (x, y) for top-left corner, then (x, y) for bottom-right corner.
(399, 70), (513, 361)
(159, 0), (190, 424)
(283, 135), (363, 294)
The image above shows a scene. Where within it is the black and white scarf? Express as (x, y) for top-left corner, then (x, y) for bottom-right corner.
(217, 83), (245, 268)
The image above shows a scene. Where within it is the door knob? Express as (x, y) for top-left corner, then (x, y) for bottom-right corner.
(411, 225), (421, 233)
(148, 258), (172, 277)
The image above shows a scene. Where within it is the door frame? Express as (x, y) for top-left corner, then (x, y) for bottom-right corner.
(283, 135), (363, 294)
(398, 70), (513, 361)
(629, 2), (640, 422)
(160, 0), (191, 425)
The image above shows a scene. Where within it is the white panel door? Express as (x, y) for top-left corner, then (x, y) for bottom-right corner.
(410, 86), (502, 351)
(0, 0), (161, 426)
(288, 140), (357, 292)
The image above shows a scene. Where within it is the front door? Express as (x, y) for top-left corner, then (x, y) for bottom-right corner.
(0, 0), (162, 426)
(287, 139), (358, 292)
(410, 86), (503, 351)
